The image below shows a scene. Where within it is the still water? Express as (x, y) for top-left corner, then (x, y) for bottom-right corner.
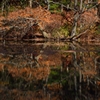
(0, 41), (100, 100)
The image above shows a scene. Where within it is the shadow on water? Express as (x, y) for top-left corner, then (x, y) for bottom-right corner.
(0, 41), (100, 100)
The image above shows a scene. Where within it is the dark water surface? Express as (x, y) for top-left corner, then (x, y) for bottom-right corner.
(0, 41), (100, 100)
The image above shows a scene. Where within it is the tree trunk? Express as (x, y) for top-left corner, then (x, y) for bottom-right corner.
(1, 0), (4, 14)
(47, 0), (50, 10)
(1, 0), (9, 16)
(74, 0), (78, 6)
(29, 0), (32, 8)
(71, 21), (77, 37)
(71, 12), (80, 37)
(80, 0), (83, 10)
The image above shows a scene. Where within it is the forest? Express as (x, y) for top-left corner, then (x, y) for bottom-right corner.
(1, 1), (100, 100)
(0, 0), (100, 42)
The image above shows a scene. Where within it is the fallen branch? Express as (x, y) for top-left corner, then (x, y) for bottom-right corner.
(71, 29), (89, 40)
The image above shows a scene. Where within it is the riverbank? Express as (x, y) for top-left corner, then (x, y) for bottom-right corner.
(0, 6), (100, 42)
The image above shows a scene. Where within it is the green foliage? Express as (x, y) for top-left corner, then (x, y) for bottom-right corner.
(60, 0), (70, 5)
(52, 24), (70, 38)
(59, 26), (69, 36)
(49, 0), (71, 12)
(48, 67), (80, 92)
(8, 6), (18, 12)
(96, 25), (100, 34)
(20, 0), (29, 8)
(48, 69), (61, 84)
(58, 44), (69, 50)
(49, 3), (60, 12)
(48, 67), (73, 84)
(0, 0), (29, 16)
(0, 69), (12, 86)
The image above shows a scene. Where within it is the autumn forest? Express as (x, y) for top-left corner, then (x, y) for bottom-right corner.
(0, 0), (100, 100)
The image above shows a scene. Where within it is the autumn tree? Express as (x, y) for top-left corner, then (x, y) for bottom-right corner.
(42, 0), (98, 38)
(69, 0), (98, 38)
(0, 0), (99, 40)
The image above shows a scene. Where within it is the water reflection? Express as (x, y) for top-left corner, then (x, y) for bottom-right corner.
(0, 41), (100, 100)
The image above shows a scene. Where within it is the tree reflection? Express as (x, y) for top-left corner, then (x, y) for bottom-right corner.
(0, 42), (100, 99)
(59, 42), (100, 100)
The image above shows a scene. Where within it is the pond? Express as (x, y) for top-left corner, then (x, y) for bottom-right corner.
(0, 41), (100, 100)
